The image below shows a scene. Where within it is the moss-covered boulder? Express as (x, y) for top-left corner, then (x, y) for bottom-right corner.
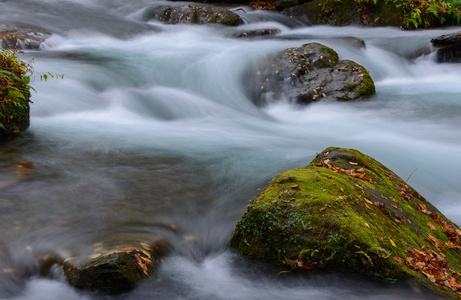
(231, 147), (461, 298)
(245, 43), (375, 106)
(150, 5), (242, 26)
(0, 48), (31, 141)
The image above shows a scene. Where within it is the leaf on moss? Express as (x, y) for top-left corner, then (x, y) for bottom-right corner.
(427, 222), (437, 231)
(389, 238), (396, 247)
(427, 233), (444, 249)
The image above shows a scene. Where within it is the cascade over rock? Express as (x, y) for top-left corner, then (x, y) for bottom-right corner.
(245, 42), (375, 106)
(431, 32), (461, 63)
(231, 147), (461, 298)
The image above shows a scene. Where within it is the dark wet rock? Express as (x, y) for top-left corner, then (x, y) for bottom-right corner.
(64, 249), (156, 294)
(34, 241), (169, 294)
(232, 29), (281, 38)
(231, 146), (461, 298)
(431, 31), (461, 46)
(0, 24), (51, 50)
(431, 32), (461, 63)
(245, 42), (375, 106)
(150, 5), (243, 26)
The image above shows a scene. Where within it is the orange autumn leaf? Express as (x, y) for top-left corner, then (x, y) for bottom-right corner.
(427, 233), (444, 249)
(427, 222), (437, 231)
(418, 203), (429, 214)
(393, 256), (404, 264)
(364, 203), (372, 210)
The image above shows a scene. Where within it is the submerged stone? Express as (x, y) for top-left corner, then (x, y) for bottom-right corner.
(232, 29), (281, 38)
(231, 147), (461, 298)
(245, 42), (375, 106)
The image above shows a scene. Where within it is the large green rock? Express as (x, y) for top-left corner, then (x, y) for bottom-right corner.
(231, 147), (461, 298)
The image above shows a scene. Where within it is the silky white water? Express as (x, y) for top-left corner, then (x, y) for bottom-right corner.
(0, 0), (460, 299)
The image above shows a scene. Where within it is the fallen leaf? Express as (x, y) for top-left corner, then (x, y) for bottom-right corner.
(349, 162), (358, 165)
(364, 198), (373, 205)
(291, 185), (300, 189)
(427, 222), (437, 231)
(364, 222), (370, 229)
(389, 238), (396, 247)
(319, 207), (326, 212)
(427, 233), (444, 249)
(364, 203), (372, 210)
(392, 204), (398, 209)
(393, 256), (404, 264)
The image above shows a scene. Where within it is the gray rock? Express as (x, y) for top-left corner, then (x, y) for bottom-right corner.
(150, 5), (242, 26)
(232, 29), (280, 38)
(0, 24), (51, 49)
(245, 42), (375, 106)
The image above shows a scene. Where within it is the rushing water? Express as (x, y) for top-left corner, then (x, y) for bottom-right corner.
(1, 0), (461, 299)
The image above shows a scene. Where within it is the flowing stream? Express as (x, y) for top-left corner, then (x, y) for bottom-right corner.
(1, 0), (461, 299)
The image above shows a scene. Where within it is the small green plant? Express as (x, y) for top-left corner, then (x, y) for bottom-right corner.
(1, 30), (63, 138)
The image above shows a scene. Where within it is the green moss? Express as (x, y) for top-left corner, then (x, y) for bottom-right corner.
(231, 147), (461, 298)
(357, 68), (376, 97)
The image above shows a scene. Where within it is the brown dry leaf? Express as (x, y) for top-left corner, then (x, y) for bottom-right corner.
(135, 253), (150, 277)
(364, 223), (370, 229)
(364, 203), (372, 210)
(364, 198), (373, 205)
(357, 167), (365, 173)
(391, 204), (398, 209)
(418, 203), (429, 214)
(291, 185), (300, 189)
(393, 256), (404, 264)
(456, 229), (461, 236)
(427, 233), (444, 249)
(319, 207), (326, 212)
(349, 162), (358, 165)
(63, 257), (77, 263)
(120, 247), (137, 252)
(378, 236), (384, 241)
(412, 249), (427, 261)
(427, 222), (437, 231)
(422, 271), (437, 283)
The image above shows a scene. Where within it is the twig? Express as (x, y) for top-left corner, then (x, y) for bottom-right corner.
(405, 168), (418, 183)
